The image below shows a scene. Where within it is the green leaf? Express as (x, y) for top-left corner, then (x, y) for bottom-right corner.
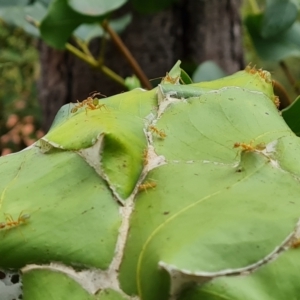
(96, 289), (129, 300)
(119, 84), (300, 299)
(282, 95), (300, 135)
(45, 89), (155, 199)
(193, 68), (275, 101)
(40, 0), (107, 49)
(180, 248), (300, 300)
(124, 75), (141, 90)
(0, 147), (121, 268)
(245, 14), (300, 61)
(158, 60), (192, 86)
(291, 0), (300, 9)
(3, 66), (300, 299)
(39, 0), (53, 7)
(192, 60), (226, 82)
(74, 23), (104, 43)
(130, 0), (176, 13)
(74, 14), (132, 43)
(23, 269), (128, 300)
(261, 0), (298, 38)
(168, 60), (181, 79)
(159, 60), (189, 85)
(0, 0), (28, 7)
(158, 84), (211, 99)
(23, 269), (94, 300)
(109, 13), (132, 34)
(67, 0), (127, 16)
(180, 69), (193, 84)
(0, 2), (47, 37)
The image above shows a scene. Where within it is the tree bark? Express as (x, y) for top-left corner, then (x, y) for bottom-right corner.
(185, 0), (244, 74)
(38, 0), (244, 131)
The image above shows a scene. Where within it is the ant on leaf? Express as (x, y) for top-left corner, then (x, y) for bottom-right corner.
(138, 181), (157, 193)
(0, 211), (30, 230)
(71, 91), (107, 114)
(149, 72), (184, 85)
(233, 141), (266, 161)
(0, 210), (31, 240)
(233, 141), (265, 152)
(143, 149), (149, 166)
(149, 125), (167, 139)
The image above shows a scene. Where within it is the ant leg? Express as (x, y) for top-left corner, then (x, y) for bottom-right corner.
(99, 104), (108, 111)
(4, 214), (14, 223)
(17, 210), (25, 223)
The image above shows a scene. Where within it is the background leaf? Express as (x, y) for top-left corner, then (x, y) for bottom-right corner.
(0, 2), (47, 37)
(67, 0), (127, 16)
(282, 95), (300, 135)
(245, 14), (300, 61)
(192, 60), (226, 82)
(0, 0), (28, 7)
(124, 75), (141, 90)
(74, 14), (132, 43)
(261, 0), (298, 38)
(40, 0), (107, 49)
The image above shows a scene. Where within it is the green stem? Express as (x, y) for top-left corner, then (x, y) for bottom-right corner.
(101, 20), (152, 90)
(248, 0), (260, 14)
(65, 43), (126, 86)
(26, 15), (127, 88)
(74, 37), (94, 58)
(65, 43), (98, 67)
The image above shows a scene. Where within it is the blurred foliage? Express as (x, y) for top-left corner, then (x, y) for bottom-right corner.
(0, 20), (43, 156)
(242, 0), (300, 104)
(1, 0), (300, 156)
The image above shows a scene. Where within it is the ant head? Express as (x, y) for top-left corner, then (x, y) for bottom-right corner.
(20, 214), (31, 221)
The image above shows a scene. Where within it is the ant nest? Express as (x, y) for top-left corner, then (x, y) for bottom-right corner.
(0, 269), (23, 300)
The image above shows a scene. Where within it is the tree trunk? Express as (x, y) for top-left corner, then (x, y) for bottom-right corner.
(185, 0), (244, 73)
(38, 0), (244, 131)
